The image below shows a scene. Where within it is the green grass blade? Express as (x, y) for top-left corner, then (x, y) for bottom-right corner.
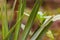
(31, 17), (53, 40)
(13, 0), (22, 40)
(21, 0), (26, 16)
(1, 0), (9, 40)
(13, 0), (26, 40)
(21, 0), (42, 40)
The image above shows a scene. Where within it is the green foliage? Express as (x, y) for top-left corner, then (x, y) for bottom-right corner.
(0, 0), (54, 40)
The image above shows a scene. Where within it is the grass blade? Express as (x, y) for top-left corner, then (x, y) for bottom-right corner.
(13, 0), (26, 40)
(21, 0), (42, 40)
(31, 17), (53, 40)
(1, 0), (9, 40)
(13, 0), (22, 40)
(12, 0), (17, 11)
(21, 0), (26, 16)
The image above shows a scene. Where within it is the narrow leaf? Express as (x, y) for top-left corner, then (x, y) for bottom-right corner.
(13, 0), (26, 40)
(12, 0), (17, 11)
(21, 0), (41, 40)
(1, 0), (9, 40)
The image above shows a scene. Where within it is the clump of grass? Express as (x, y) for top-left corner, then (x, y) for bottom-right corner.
(1, 0), (54, 40)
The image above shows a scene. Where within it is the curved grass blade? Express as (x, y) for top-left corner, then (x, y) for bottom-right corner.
(21, 0), (42, 40)
(31, 17), (53, 40)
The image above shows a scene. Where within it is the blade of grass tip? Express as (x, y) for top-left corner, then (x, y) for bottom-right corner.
(1, 0), (9, 40)
(12, 0), (17, 11)
(13, 0), (26, 40)
(3, 16), (23, 40)
(21, 0), (42, 40)
(11, 0), (17, 20)
(31, 16), (53, 40)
